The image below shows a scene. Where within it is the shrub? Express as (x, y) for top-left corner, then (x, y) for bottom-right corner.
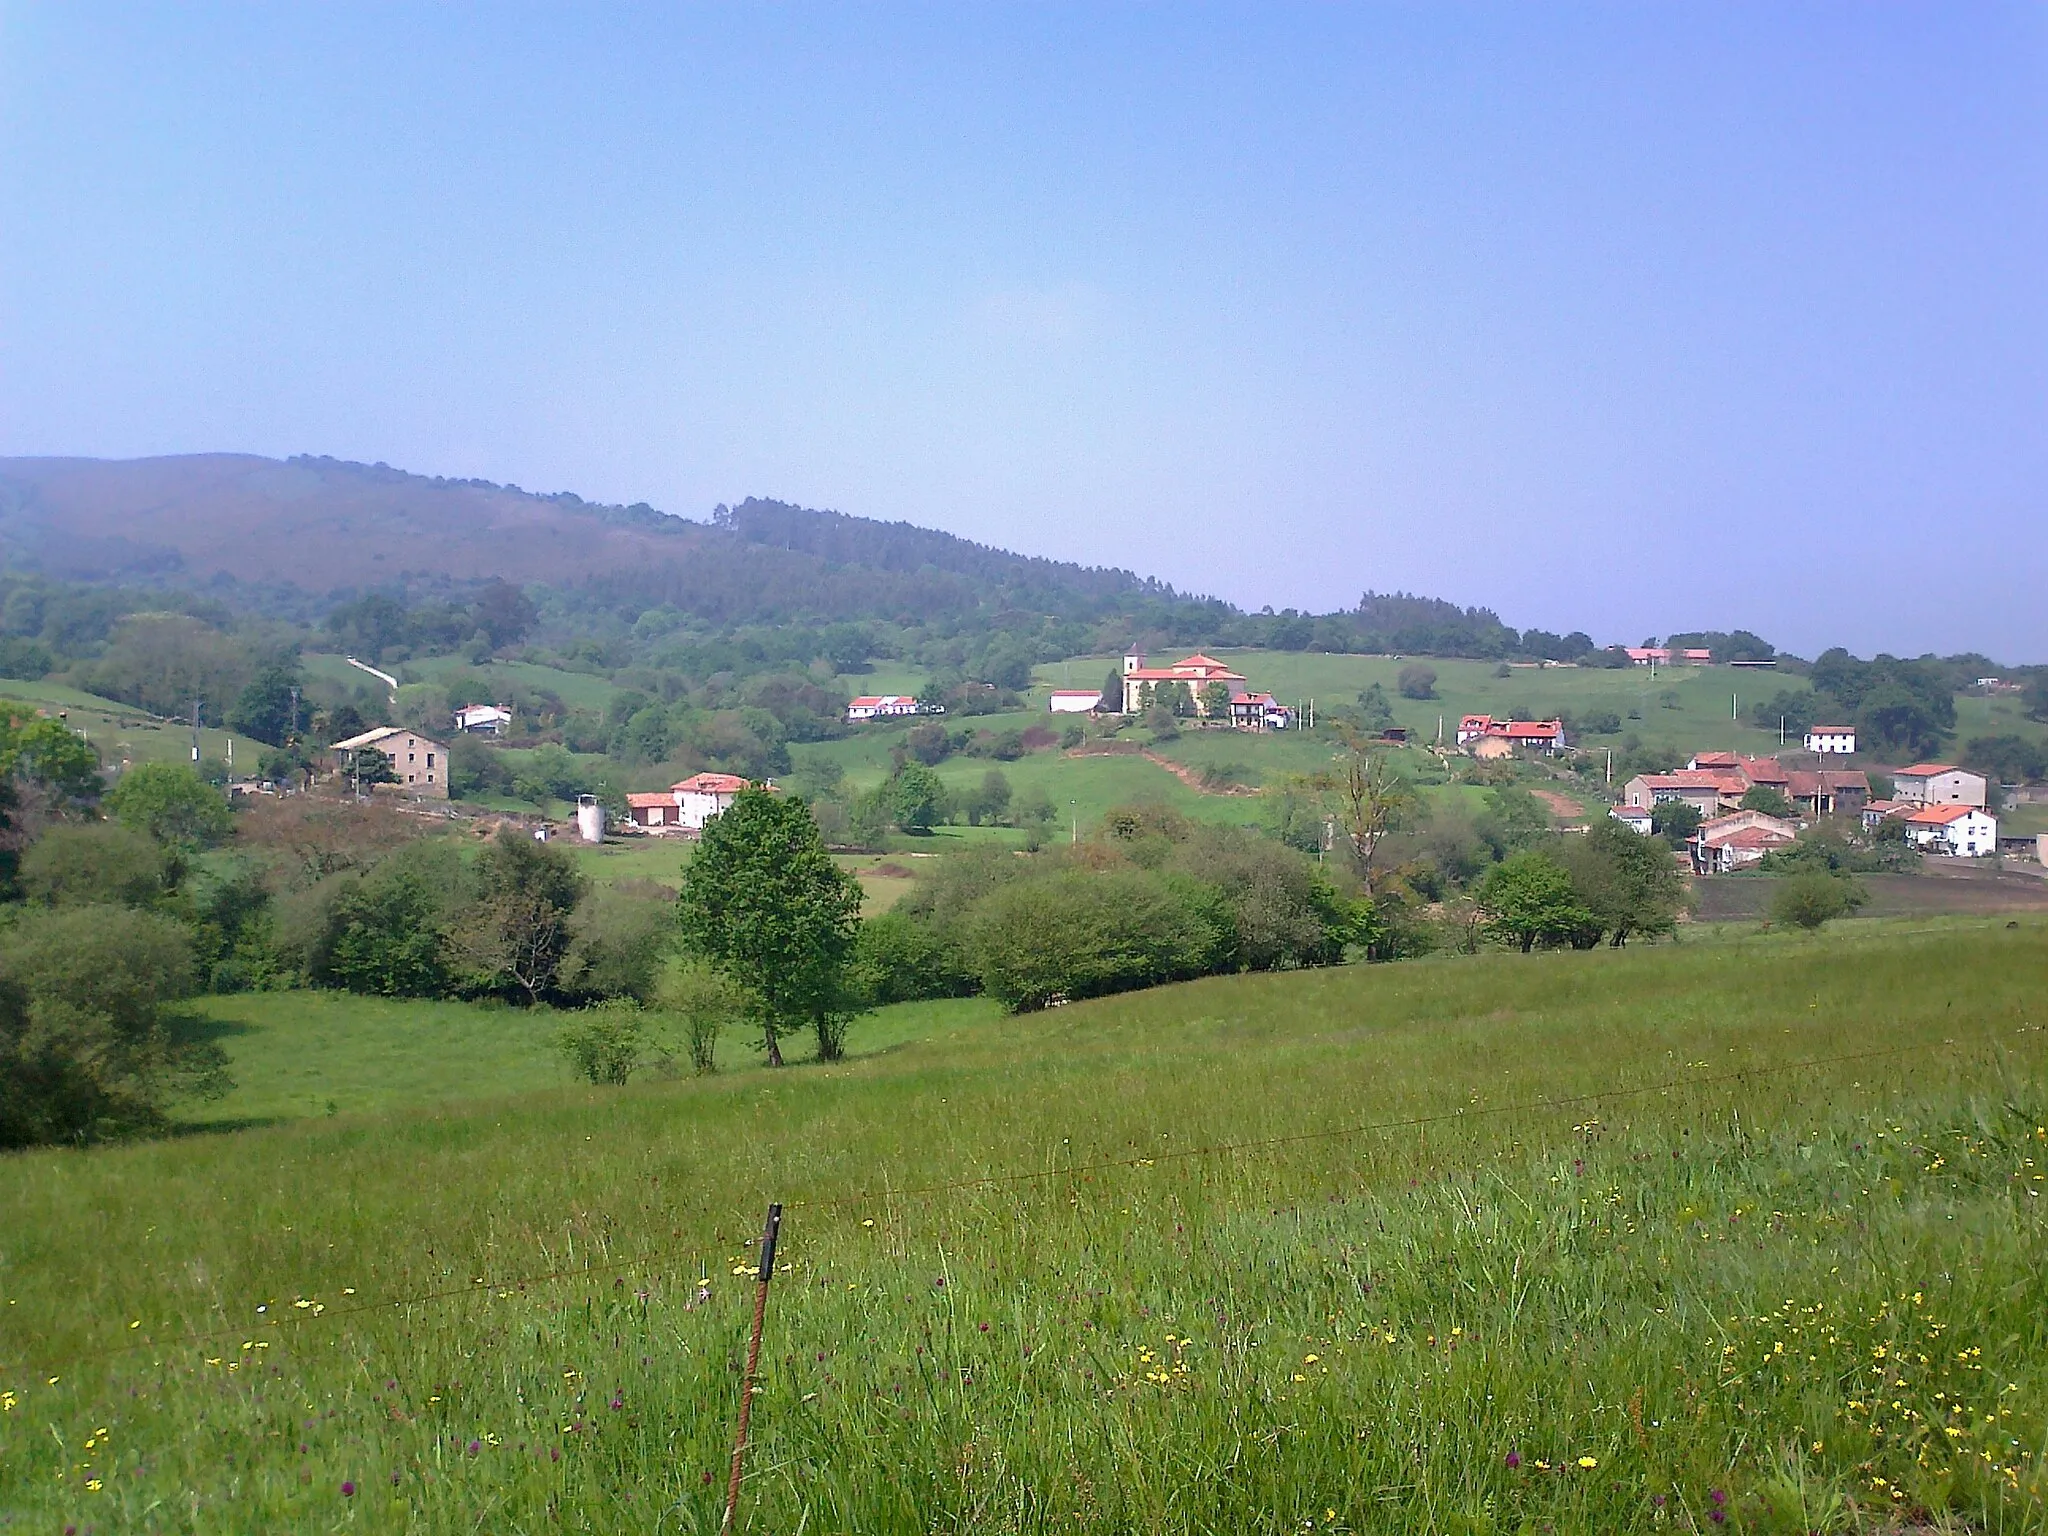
(848, 910), (976, 1005)
(653, 954), (749, 1074)
(307, 843), (466, 997)
(0, 904), (219, 1145)
(966, 868), (1221, 1012)
(105, 762), (233, 849)
(559, 882), (676, 1002)
(1771, 872), (1866, 931)
(19, 822), (172, 907)
(556, 1000), (645, 1085)
(1397, 664), (1437, 700)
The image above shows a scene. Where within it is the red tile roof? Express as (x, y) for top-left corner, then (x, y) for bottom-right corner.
(1906, 803), (1978, 825)
(1896, 764), (1962, 778)
(672, 773), (752, 794)
(626, 792), (675, 808)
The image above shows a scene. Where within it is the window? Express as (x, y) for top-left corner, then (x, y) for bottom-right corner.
(427, 753), (435, 767)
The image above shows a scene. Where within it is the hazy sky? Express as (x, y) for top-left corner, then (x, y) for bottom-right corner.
(3, 6), (2044, 658)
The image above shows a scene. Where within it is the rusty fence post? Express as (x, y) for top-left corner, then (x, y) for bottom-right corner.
(720, 1201), (781, 1536)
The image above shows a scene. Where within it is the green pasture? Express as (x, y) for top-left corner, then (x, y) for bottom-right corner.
(402, 655), (620, 712)
(0, 680), (265, 773)
(4, 920), (2046, 1532)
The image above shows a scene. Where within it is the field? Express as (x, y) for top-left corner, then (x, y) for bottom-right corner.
(3, 920), (2047, 1532)
(0, 679), (265, 773)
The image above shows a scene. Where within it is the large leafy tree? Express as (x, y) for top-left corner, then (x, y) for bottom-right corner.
(457, 828), (589, 1004)
(1555, 820), (1686, 947)
(889, 762), (946, 833)
(226, 663), (302, 747)
(1475, 850), (1598, 952)
(675, 788), (865, 1064)
(105, 762), (233, 849)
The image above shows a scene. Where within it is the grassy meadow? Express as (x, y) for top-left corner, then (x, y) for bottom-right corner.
(3, 919), (2047, 1532)
(0, 679), (265, 772)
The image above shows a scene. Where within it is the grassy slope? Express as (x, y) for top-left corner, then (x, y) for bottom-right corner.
(0, 679), (266, 771)
(3, 920), (2046, 1532)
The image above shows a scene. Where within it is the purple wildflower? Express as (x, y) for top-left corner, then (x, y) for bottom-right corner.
(1505, 1452), (1521, 1469)
(466, 1439), (480, 1456)
(341, 1481), (356, 1498)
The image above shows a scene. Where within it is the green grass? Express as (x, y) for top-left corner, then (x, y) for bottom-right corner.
(0, 680), (266, 772)
(2001, 804), (2048, 837)
(3, 921), (2047, 1531)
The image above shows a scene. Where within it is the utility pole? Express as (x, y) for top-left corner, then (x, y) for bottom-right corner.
(1605, 747), (1612, 785)
(190, 700), (202, 764)
(290, 685), (301, 740)
(1070, 799), (1078, 846)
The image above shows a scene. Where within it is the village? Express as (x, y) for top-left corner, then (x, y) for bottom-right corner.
(283, 642), (2037, 885)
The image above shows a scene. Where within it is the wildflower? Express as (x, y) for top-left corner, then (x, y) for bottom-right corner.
(341, 1481), (356, 1497)
(609, 1394), (623, 1411)
(1709, 1489), (1726, 1505)
(1578, 1456), (1598, 1469)
(1709, 1513), (1726, 1525)
(1504, 1452), (1521, 1469)
(467, 1439), (481, 1455)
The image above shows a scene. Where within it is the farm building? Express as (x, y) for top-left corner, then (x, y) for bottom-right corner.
(453, 703), (513, 735)
(846, 695), (932, 723)
(1903, 804), (1997, 857)
(1046, 690), (1102, 714)
(1892, 765), (1988, 809)
(1227, 692), (1295, 732)
(1457, 715), (1566, 756)
(1803, 725), (1856, 754)
(625, 772), (759, 833)
(1609, 803), (1657, 834)
(1693, 810), (1798, 873)
(331, 726), (449, 800)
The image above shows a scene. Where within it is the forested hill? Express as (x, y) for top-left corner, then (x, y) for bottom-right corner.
(0, 451), (1536, 656)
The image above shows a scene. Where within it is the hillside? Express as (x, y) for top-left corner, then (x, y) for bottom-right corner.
(0, 455), (1173, 625)
(3, 921), (2044, 1529)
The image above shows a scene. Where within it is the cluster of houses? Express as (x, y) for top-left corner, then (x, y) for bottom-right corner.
(1042, 653), (1296, 731)
(1615, 754), (1998, 871)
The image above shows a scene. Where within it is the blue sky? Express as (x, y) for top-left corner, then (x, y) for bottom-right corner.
(2, 5), (2043, 658)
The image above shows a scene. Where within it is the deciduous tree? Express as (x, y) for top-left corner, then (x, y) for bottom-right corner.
(675, 788), (864, 1064)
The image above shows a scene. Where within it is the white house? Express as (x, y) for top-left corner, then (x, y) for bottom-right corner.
(1904, 804), (1997, 856)
(1047, 690), (1102, 714)
(331, 726), (449, 799)
(1227, 691), (1295, 732)
(1803, 725), (1856, 755)
(846, 695), (928, 723)
(1892, 764), (1987, 809)
(453, 702), (513, 735)
(625, 772), (759, 833)
(1609, 803), (1657, 835)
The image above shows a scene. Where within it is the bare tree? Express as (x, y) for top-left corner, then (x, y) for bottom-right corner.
(1306, 729), (1416, 893)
